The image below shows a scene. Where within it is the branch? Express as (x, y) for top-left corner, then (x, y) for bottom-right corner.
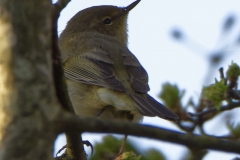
(51, 0), (74, 117)
(55, 113), (240, 154)
(188, 101), (240, 117)
(51, 1), (85, 159)
(53, 0), (71, 16)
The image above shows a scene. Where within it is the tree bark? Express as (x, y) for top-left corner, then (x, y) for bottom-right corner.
(0, 0), (61, 159)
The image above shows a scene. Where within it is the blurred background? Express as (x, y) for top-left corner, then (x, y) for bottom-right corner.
(53, 0), (240, 159)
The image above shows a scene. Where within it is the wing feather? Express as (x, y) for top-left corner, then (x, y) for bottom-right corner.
(123, 54), (150, 93)
(63, 49), (125, 91)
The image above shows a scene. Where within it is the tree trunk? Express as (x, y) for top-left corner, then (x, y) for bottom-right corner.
(0, 1), (60, 159)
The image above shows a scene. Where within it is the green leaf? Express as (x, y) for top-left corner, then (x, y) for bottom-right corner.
(227, 61), (240, 82)
(159, 82), (184, 109)
(120, 152), (141, 160)
(202, 79), (227, 109)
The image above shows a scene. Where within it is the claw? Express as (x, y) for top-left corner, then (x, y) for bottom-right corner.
(55, 145), (67, 157)
(83, 140), (94, 155)
(55, 140), (93, 157)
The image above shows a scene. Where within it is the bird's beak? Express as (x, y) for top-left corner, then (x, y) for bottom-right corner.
(112, 0), (140, 20)
(123, 0), (141, 14)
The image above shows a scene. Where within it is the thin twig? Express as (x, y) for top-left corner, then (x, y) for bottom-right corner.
(219, 67), (227, 85)
(53, 0), (71, 15)
(188, 101), (240, 117)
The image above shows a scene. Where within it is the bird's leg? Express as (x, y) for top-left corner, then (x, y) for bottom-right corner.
(117, 111), (134, 156)
(55, 107), (108, 157)
(94, 107), (107, 118)
(80, 108), (109, 155)
(117, 134), (128, 156)
(67, 106), (106, 156)
(95, 109), (135, 156)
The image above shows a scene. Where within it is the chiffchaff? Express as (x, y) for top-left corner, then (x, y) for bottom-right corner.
(59, 0), (178, 123)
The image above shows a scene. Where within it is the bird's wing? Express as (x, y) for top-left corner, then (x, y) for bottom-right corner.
(63, 49), (125, 91)
(122, 53), (150, 93)
(123, 52), (178, 121)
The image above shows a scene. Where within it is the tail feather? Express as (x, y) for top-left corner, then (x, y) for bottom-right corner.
(131, 94), (179, 121)
(131, 95), (155, 117)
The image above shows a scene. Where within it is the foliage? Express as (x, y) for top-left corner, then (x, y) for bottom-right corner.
(159, 83), (184, 110)
(202, 79), (228, 109)
(227, 122), (240, 139)
(89, 135), (165, 160)
(227, 61), (240, 82)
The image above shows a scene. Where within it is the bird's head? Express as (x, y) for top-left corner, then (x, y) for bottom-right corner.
(61, 0), (140, 45)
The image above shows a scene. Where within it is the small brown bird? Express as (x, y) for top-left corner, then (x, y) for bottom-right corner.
(59, 0), (178, 125)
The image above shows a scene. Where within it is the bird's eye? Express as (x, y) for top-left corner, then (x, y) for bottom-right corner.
(103, 17), (112, 25)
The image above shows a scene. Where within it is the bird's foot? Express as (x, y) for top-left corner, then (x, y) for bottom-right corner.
(55, 140), (94, 157)
(83, 140), (94, 155)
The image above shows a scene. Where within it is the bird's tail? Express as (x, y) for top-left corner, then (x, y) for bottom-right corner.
(131, 94), (179, 122)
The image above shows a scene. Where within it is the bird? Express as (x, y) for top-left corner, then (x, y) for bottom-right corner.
(59, 0), (178, 123)
(59, 0), (179, 155)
